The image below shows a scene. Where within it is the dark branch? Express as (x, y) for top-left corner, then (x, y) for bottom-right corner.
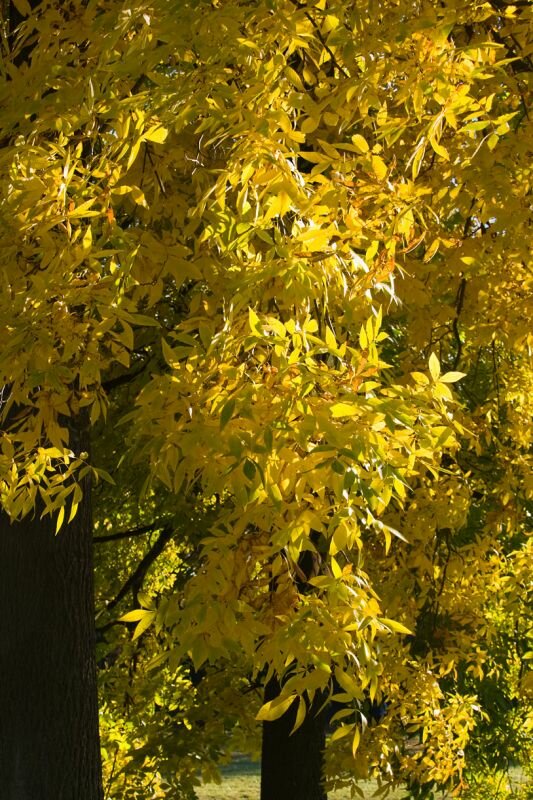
(100, 360), (149, 393)
(452, 277), (467, 369)
(288, 0), (349, 79)
(103, 526), (173, 613)
(94, 522), (159, 544)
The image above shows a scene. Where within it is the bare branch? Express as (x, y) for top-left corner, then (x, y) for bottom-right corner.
(94, 523), (160, 544)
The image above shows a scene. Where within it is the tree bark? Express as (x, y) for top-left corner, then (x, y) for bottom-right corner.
(261, 677), (328, 800)
(0, 422), (103, 800)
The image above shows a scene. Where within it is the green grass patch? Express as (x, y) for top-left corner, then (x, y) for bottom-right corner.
(195, 769), (412, 800)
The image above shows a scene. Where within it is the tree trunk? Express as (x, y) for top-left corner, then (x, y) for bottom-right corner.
(0, 424), (103, 800)
(261, 677), (327, 800)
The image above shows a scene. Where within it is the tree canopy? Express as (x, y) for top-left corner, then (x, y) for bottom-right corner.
(0, 0), (531, 797)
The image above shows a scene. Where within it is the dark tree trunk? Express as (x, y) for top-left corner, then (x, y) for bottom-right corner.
(261, 677), (328, 800)
(0, 420), (103, 800)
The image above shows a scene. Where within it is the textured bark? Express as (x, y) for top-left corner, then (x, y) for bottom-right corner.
(0, 422), (103, 800)
(261, 677), (328, 800)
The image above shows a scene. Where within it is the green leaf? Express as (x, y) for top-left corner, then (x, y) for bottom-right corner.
(243, 459), (256, 480)
(162, 338), (179, 368)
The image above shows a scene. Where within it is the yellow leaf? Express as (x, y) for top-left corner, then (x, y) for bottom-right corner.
(130, 186), (147, 207)
(12, 0), (32, 15)
(424, 239), (440, 262)
(132, 611), (156, 640)
(380, 617), (413, 635)
(301, 116), (319, 134)
(256, 694), (297, 721)
(120, 609), (151, 622)
(220, 398), (236, 430)
(352, 726), (361, 757)
(144, 125), (168, 143)
(68, 500), (79, 524)
(429, 352), (440, 381)
(434, 382), (453, 401)
(330, 723), (354, 742)
(284, 66), (305, 91)
(440, 371), (466, 383)
(411, 140), (426, 180)
(331, 402), (358, 418)
(322, 14), (339, 33)
(248, 307), (261, 333)
(266, 191), (291, 220)
(291, 698), (307, 734)
(55, 505), (65, 535)
(429, 136), (450, 160)
(323, 111), (339, 126)
(325, 326), (337, 350)
(111, 185), (134, 195)
(331, 556), (342, 578)
(161, 339), (179, 368)
(127, 139), (142, 170)
(372, 155), (388, 180)
(82, 226), (92, 252)
(335, 669), (362, 698)
(351, 134), (369, 153)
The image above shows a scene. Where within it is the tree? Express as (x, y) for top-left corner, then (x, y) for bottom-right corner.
(0, 1), (103, 797)
(0, 1), (531, 799)
(0, 425), (103, 800)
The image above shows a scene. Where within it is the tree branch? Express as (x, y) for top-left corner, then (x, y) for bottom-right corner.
(288, 0), (349, 79)
(101, 360), (149, 393)
(452, 277), (467, 369)
(93, 522), (160, 544)
(102, 526), (173, 613)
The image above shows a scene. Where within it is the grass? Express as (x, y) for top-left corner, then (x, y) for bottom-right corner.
(195, 772), (416, 800)
(195, 763), (529, 800)
(195, 757), (417, 800)
(195, 776), (410, 799)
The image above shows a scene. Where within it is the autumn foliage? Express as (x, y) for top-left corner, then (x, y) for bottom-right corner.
(0, 0), (531, 797)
